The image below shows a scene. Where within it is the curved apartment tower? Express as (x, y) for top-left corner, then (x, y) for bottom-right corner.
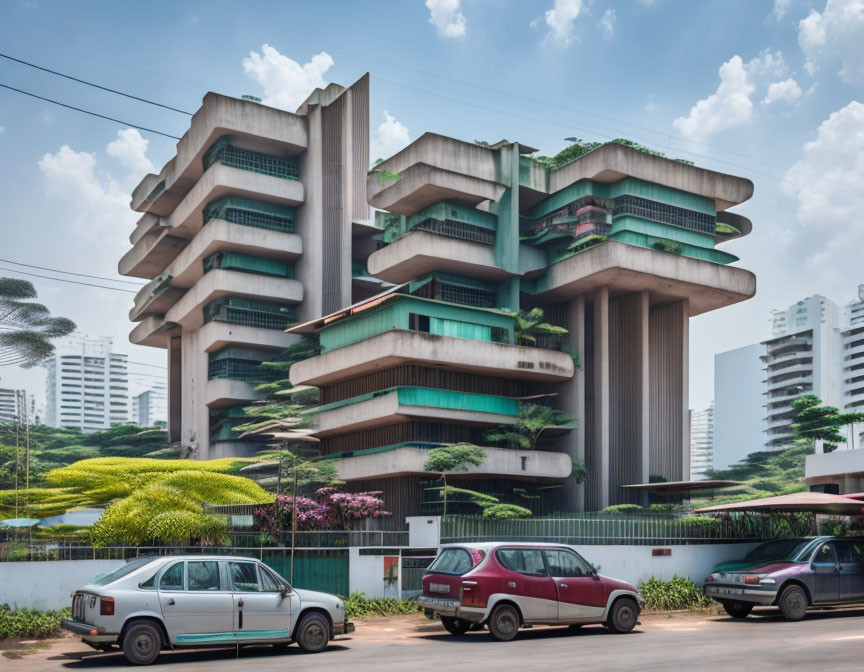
(291, 135), (757, 515)
(119, 76), (371, 458)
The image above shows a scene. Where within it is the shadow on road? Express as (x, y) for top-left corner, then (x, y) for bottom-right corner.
(417, 624), (643, 643)
(707, 606), (864, 625)
(47, 643), (350, 668)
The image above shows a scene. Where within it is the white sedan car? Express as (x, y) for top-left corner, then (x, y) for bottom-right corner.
(61, 555), (354, 665)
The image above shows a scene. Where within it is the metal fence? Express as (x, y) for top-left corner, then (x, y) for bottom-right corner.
(440, 514), (798, 546)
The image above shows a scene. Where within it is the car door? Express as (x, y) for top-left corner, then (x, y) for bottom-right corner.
(228, 560), (292, 641)
(835, 540), (864, 602)
(158, 560), (234, 643)
(543, 549), (606, 622)
(494, 547), (558, 622)
(809, 542), (841, 603)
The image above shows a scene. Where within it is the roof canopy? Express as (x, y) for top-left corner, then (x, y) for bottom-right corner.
(622, 480), (741, 492)
(695, 492), (864, 515)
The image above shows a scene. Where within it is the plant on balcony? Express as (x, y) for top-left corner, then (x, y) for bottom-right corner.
(571, 460), (587, 484)
(436, 485), (533, 520)
(651, 240), (682, 254)
(0, 277), (76, 367)
(514, 307), (568, 347)
(485, 403), (578, 452)
(789, 394), (864, 453)
(424, 444), (487, 520)
(253, 487), (391, 534)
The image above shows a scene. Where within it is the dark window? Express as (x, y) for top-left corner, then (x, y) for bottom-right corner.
(258, 565), (282, 592)
(837, 541), (864, 565)
(90, 557), (158, 587)
(229, 562), (261, 592)
(160, 562), (185, 591)
(496, 548), (548, 577)
(813, 543), (838, 565)
(427, 548), (473, 575)
(409, 313), (430, 333)
(544, 550), (592, 577)
(188, 561), (221, 591)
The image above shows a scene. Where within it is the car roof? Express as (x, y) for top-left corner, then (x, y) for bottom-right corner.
(440, 542), (574, 551)
(145, 555), (264, 563)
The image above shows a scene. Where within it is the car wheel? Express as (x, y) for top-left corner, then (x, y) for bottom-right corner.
(778, 585), (808, 622)
(441, 617), (472, 635)
(488, 604), (521, 642)
(295, 612), (331, 653)
(607, 598), (639, 634)
(122, 622), (161, 666)
(722, 600), (754, 619)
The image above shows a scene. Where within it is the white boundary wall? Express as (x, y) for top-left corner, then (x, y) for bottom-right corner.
(0, 559), (126, 610)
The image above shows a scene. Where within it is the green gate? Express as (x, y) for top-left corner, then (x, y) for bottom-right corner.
(263, 550), (349, 596)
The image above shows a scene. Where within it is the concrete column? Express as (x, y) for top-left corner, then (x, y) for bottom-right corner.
(557, 294), (586, 511)
(594, 286), (610, 509)
(167, 337), (182, 444)
(639, 290), (651, 485)
(681, 298), (691, 480)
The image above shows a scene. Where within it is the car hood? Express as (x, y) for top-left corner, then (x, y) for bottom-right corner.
(601, 575), (638, 593)
(295, 587), (341, 605)
(712, 560), (798, 574)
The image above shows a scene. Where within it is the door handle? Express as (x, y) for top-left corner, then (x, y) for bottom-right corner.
(560, 584), (568, 589)
(168, 599), (175, 605)
(238, 600), (244, 607)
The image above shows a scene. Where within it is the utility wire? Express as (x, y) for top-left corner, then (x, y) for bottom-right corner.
(0, 83), (181, 140)
(128, 361), (167, 369)
(0, 258), (145, 286)
(0, 266), (138, 293)
(0, 52), (194, 115)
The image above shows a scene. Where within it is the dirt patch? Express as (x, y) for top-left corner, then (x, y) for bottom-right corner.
(0, 640), (53, 660)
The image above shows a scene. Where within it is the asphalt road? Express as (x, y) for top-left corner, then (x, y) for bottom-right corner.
(13, 608), (864, 672)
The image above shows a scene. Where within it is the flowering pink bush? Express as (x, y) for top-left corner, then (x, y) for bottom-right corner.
(254, 487), (391, 533)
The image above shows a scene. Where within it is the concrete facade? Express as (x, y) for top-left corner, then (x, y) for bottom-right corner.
(120, 76), (371, 457)
(289, 136), (756, 515)
(0, 387), (24, 423)
(689, 402), (714, 480)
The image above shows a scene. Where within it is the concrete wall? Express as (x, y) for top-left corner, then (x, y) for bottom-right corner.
(348, 548), (401, 599)
(0, 559), (126, 610)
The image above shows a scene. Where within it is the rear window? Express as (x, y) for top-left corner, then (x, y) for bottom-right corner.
(427, 548), (473, 575)
(90, 557), (158, 587)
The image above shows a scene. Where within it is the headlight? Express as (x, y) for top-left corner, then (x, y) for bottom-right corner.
(759, 578), (776, 585)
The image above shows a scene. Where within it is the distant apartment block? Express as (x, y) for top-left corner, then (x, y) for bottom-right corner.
(689, 402), (714, 480)
(43, 333), (129, 432)
(713, 343), (764, 470)
(0, 388), (24, 422)
(134, 380), (168, 427)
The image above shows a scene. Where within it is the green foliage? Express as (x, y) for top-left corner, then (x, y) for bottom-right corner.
(341, 593), (420, 619)
(571, 460), (587, 484)
(482, 503), (533, 520)
(599, 504), (645, 515)
(532, 138), (693, 171)
(442, 486), (501, 507)
(0, 604), (71, 640)
(820, 518), (848, 536)
(651, 240), (682, 254)
(514, 307), (568, 347)
(789, 394), (864, 452)
(637, 576), (713, 611)
(715, 222), (741, 236)
(423, 444), (486, 474)
(679, 516), (721, 528)
(485, 403), (578, 452)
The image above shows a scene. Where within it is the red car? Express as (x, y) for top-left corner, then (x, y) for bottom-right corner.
(418, 542), (644, 641)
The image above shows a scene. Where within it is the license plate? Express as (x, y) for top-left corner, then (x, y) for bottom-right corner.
(711, 587), (743, 596)
(429, 583), (450, 593)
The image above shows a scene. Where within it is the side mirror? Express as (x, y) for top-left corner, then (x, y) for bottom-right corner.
(280, 585), (291, 598)
(591, 565), (600, 577)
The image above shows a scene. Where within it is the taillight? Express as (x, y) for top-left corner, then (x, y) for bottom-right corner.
(100, 597), (115, 616)
(744, 575), (760, 585)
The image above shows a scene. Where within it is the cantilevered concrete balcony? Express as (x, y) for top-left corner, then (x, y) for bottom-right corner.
(129, 275), (186, 321)
(531, 241), (756, 317)
(366, 230), (512, 284)
(312, 387), (519, 438)
(198, 319), (300, 354)
(333, 445), (572, 482)
(289, 329), (574, 387)
(119, 228), (187, 279)
(205, 378), (264, 409)
(131, 93), (308, 215)
(130, 315), (178, 348)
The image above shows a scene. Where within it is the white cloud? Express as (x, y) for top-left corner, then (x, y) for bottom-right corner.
(242, 45), (334, 112)
(782, 101), (864, 279)
(601, 9), (616, 39)
(426, 0), (466, 39)
(673, 55), (755, 141)
(772, 0), (792, 20)
(745, 49), (788, 80)
(798, 0), (864, 83)
(371, 110), (410, 162)
(106, 128), (154, 178)
(532, 0), (584, 47)
(762, 78), (803, 105)
(0, 125), (4, 134)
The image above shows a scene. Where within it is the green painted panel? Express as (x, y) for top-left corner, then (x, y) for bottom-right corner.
(203, 252), (294, 278)
(430, 317), (491, 340)
(320, 303), (404, 352)
(264, 552), (349, 596)
(611, 216), (715, 249)
(610, 231), (739, 264)
(397, 387), (519, 415)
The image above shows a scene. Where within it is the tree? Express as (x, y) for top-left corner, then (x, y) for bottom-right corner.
(514, 308), (568, 347)
(0, 278), (75, 367)
(424, 444), (487, 520)
(485, 403), (578, 452)
(789, 394), (864, 453)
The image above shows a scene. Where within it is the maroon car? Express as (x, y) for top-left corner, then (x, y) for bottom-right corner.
(704, 536), (864, 620)
(417, 542), (645, 641)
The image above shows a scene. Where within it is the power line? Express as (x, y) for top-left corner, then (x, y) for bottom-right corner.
(0, 83), (181, 140)
(0, 52), (194, 115)
(0, 266), (137, 293)
(128, 361), (167, 369)
(0, 258), (145, 286)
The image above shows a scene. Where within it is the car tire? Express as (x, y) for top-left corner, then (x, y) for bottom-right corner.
(488, 604), (521, 642)
(441, 617), (472, 635)
(122, 621), (162, 666)
(778, 585), (808, 622)
(295, 612), (331, 653)
(722, 600), (754, 619)
(607, 598), (639, 634)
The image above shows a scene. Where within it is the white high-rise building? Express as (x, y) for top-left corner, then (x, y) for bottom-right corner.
(44, 333), (130, 432)
(690, 402), (714, 480)
(841, 285), (864, 447)
(133, 380), (168, 427)
(714, 343), (765, 470)
(0, 388), (23, 422)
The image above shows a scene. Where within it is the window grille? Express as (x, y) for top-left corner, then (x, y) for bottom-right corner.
(203, 297), (296, 330)
(207, 358), (265, 382)
(411, 218), (495, 245)
(202, 136), (299, 181)
(612, 195), (715, 235)
(203, 196), (294, 233)
(202, 252), (294, 279)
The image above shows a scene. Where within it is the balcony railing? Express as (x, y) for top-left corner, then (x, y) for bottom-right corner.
(203, 136), (299, 181)
(203, 195), (295, 233)
(410, 217), (495, 245)
(203, 297), (296, 330)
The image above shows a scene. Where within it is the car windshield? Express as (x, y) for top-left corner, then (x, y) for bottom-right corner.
(90, 557), (159, 586)
(427, 548), (473, 575)
(743, 539), (814, 563)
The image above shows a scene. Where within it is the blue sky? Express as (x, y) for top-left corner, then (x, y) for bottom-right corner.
(0, 0), (862, 413)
